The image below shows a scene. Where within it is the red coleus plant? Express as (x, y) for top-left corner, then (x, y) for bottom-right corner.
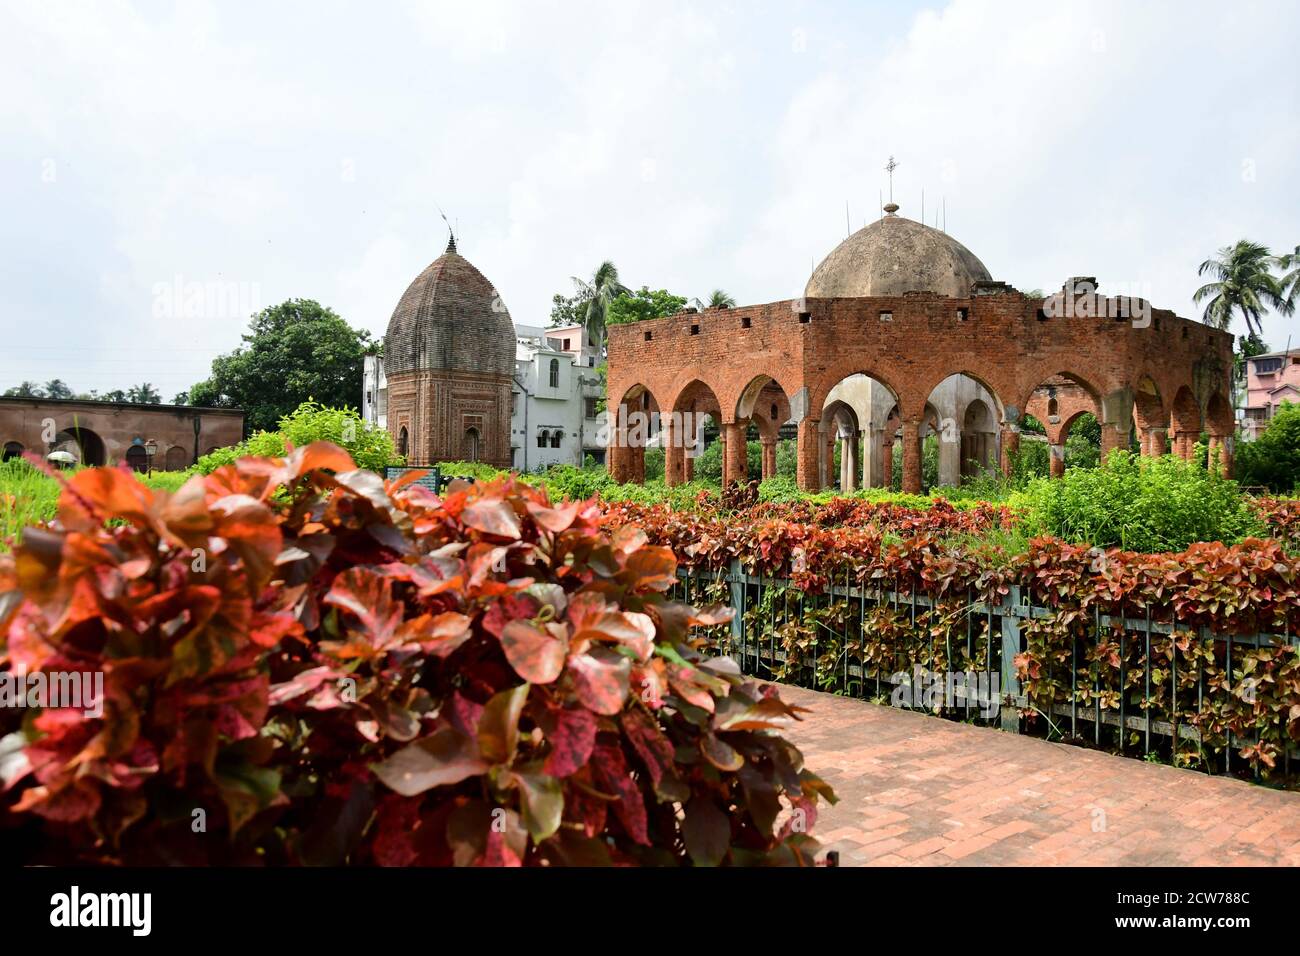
(0, 445), (834, 865)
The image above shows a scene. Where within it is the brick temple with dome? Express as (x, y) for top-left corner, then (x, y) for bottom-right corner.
(605, 201), (1236, 493)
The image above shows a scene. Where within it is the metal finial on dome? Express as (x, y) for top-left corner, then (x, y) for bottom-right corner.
(883, 202), (900, 216)
(446, 232), (457, 254)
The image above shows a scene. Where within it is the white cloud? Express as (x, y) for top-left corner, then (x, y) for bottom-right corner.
(0, 0), (1296, 398)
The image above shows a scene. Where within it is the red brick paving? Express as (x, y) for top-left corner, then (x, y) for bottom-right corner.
(776, 683), (1300, 867)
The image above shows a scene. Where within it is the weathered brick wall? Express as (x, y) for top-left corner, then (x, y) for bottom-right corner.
(0, 398), (245, 467)
(607, 292), (1234, 491)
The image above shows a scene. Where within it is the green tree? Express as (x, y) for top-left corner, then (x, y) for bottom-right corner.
(103, 389), (128, 403)
(127, 383), (162, 404)
(172, 391), (190, 406)
(570, 262), (628, 359)
(1234, 401), (1300, 493)
(188, 298), (371, 434)
(606, 286), (688, 326)
(3, 381), (45, 398)
(548, 291), (589, 329)
(1275, 244), (1300, 310)
(1194, 240), (1292, 337)
(692, 289), (735, 310)
(42, 379), (73, 400)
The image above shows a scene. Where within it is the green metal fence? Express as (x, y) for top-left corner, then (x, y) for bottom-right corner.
(671, 561), (1299, 783)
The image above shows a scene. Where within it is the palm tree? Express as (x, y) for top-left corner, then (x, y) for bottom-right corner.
(127, 383), (162, 404)
(1275, 244), (1300, 310)
(571, 261), (628, 359)
(692, 289), (736, 311)
(43, 379), (73, 399)
(1193, 240), (1291, 337)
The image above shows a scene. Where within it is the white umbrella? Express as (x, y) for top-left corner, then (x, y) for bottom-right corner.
(46, 450), (77, 465)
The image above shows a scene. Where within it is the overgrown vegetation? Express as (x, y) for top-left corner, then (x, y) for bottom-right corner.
(1235, 401), (1300, 493)
(193, 401), (398, 475)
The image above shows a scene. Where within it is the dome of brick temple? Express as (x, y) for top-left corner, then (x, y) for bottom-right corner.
(804, 204), (992, 299)
(382, 235), (516, 379)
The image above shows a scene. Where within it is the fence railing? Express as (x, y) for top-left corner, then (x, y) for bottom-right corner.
(671, 560), (1300, 784)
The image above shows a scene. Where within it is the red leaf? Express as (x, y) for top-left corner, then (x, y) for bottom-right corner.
(461, 498), (522, 540)
(542, 707), (596, 778)
(500, 619), (567, 684)
(568, 648), (631, 716)
(591, 743), (649, 846)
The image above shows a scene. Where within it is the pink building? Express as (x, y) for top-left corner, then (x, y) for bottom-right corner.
(1242, 348), (1300, 440)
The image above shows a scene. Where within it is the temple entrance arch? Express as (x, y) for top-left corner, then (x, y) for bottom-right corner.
(820, 371), (902, 491)
(1022, 373), (1102, 478)
(666, 379), (721, 486)
(732, 375), (792, 485)
(610, 384), (663, 484)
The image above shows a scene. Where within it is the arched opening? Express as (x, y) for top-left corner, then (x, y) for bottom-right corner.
(961, 398), (996, 479)
(51, 426), (106, 467)
(1022, 374), (1101, 478)
(921, 373), (1004, 489)
(1169, 386), (1202, 462)
(733, 375), (793, 487)
(822, 400), (861, 492)
(548, 357), (560, 389)
(1132, 376), (1167, 457)
(537, 429), (550, 449)
(397, 426), (409, 460)
(463, 427), (481, 463)
(125, 444), (149, 473)
(819, 372), (902, 492)
(609, 384), (663, 484)
(164, 445), (189, 470)
(550, 429), (563, 449)
(2, 441), (24, 462)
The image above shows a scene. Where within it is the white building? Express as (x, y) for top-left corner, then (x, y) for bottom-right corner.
(510, 323), (604, 471)
(362, 324), (604, 470)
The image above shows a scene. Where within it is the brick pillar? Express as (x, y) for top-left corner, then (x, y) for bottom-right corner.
(796, 418), (821, 492)
(1049, 442), (1065, 478)
(722, 421), (748, 488)
(761, 438), (777, 481)
(901, 420), (922, 494)
(663, 415), (684, 486)
(1000, 426), (1020, 478)
(1099, 424), (1127, 463)
(1172, 430), (1195, 461)
(1207, 434), (1232, 475)
(1144, 427), (1167, 457)
(823, 435), (835, 489)
(683, 453), (694, 483)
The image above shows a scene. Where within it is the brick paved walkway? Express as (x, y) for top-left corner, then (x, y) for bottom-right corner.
(777, 684), (1300, 866)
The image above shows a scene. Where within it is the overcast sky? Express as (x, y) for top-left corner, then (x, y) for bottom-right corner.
(1, 0), (1297, 400)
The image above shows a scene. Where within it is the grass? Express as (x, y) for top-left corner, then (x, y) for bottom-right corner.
(0, 459), (191, 550)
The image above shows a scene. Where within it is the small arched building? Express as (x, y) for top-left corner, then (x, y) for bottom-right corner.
(382, 236), (515, 467)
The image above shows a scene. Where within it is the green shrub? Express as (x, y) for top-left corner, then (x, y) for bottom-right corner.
(194, 401), (398, 475)
(1234, 401), (1300, 493)
(1016, 450), (1264, 551)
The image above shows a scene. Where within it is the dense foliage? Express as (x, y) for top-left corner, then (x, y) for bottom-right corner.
(188, 299), (372, 433)
(1016, 451), (1264, 552)
(1235, 401), (1300, 493)
(0, 448), (834, 865)
(194, 401), (398, 476)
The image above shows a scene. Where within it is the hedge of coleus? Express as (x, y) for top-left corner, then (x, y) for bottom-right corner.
(0, 446), (835, 865)
(602, 500), (1300, 779)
